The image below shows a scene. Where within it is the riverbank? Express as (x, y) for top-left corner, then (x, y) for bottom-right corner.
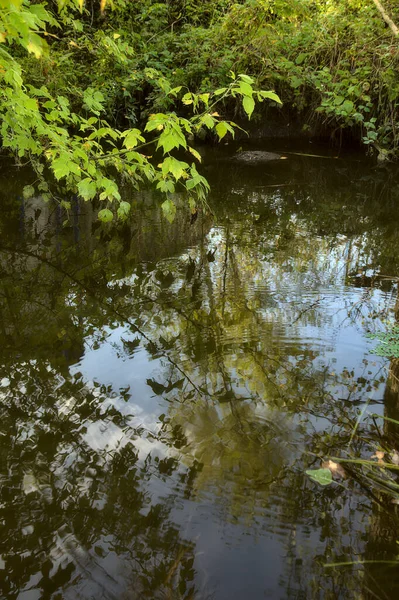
(2, 0), (399, 223)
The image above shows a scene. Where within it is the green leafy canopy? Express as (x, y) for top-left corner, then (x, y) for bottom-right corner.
(0, 1), (281, 222)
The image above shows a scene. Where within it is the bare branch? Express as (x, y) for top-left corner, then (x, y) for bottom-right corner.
(372, 0), (399, 37)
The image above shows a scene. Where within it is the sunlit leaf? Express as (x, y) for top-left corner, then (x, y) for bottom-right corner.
(26, 34), (45, 59)
(182, 93), (193, 105)
(215, 122), (228, 139)
(259, 91), (282, 104)
(242, 96), (255, 118)
(77, 177), (97, 201)
(238, 73), (254, 84)
(156, 179), (175, 193)
(200, 114), (215, 129)
(188, 146), (202, 162)
(238, 81), (253, 97)
(122, 128), (145, 149)
(161, 156), (189, 180)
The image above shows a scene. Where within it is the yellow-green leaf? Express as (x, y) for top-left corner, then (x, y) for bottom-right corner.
(27, 38), (43, 59)
(23, 185), (35, 200)
(117, 201), (131, 219)
(161, 199), (176, 223)
(188, 146), (202, 162)
(77, 177), (97, 201)
(306, 468), (333, 486)
(243, 95), (255, 118)
(98, 208), (113, 223)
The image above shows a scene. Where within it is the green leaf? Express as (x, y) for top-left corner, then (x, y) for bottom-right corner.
(188, 146), (202, 162)
(161, 156), (189, 180)
(88, 127), (118, 141)
(238, 81), (253, 97)
(26, 33), (46, 59)
(117, 201), (131, 220)
(145, 114), (168, 132)
(182, 93), (193, 105)
(83, 88), (105, 115)
(169, 86), (182, 96)
(215, 122), (228, 140)
(161, 199), (176, 223)
(157, 128), (186, 152)
(200, 114), (215, 129)
(52, 155), (80, 180)
(295, 53), (307, 65)
(23, 184), (35, 200)
(157, 179), (175, 193)
(38, 181), (48, 192)
(259, 91), (282, 104)
(333, 95), (345, 106)
(77, 177), (97, 201)
(243, 95), (255, 119)
(122, 128), (145, 149)
(98, 208), (113, 223)
(341, 100), (354, 114)
(306, 468), (333, 486)
(290, 76), (303, 89)
(238, 74), (254, 84)
(215, 121), (235, 140)
(199, 93), (210, 106)
(98, 177), (121, 201)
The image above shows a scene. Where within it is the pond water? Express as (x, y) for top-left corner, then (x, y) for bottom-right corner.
(1, 142), (399, 599)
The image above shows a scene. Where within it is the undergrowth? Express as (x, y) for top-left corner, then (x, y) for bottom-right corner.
(21, 0), (399, 158)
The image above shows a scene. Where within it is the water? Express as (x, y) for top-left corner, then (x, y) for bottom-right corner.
(1, 143), (399, 599)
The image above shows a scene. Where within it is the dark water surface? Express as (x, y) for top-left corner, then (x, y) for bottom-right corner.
(2, 143), (399, 599)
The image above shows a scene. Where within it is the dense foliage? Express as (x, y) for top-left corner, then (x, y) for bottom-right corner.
(1, 0), (399, 218)
(0, 0), (281, 221)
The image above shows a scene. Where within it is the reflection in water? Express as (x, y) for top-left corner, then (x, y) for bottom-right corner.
(1, 149), (399, 598)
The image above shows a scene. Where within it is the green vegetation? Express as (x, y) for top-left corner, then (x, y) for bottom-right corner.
(368, 326), (399, 358)
(0, 0), (281, 221)
(2, 0), (399, 219)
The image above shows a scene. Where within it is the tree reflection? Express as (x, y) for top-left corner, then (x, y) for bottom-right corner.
(1, 156), (399, 597)
(0, 360), (199, 600)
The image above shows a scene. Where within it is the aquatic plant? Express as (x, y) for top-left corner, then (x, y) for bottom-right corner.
(368, 326), (399, 358)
